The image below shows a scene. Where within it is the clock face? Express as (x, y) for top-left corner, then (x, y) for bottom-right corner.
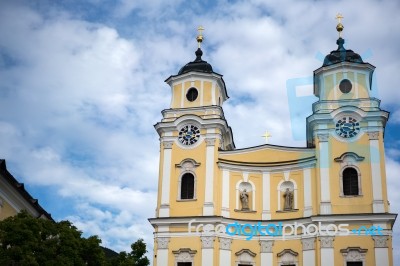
(178, 124), (200, 145)
(335, 116), (360, 138)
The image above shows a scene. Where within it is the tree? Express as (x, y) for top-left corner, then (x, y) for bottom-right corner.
(0, 211), (150, 266)
(109, 239), (150, 266)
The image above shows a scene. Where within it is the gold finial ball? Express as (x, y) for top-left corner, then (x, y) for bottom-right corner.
(336, 23), (344, 33)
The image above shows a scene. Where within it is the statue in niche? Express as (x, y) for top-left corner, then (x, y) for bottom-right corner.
(283, 188), (294, 211)
(240, 189), (249, 210)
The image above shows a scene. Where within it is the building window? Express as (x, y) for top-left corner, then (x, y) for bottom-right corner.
(343, 167), (359, 196)
(347, 263), (362, 266)
(186, 87), (198, 102)
(181, 173), (194, 199)
(177, 263), (192, 266)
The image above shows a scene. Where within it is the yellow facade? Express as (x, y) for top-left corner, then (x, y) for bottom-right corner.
(150, 32), (396, 266)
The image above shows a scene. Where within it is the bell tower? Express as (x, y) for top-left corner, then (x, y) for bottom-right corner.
(153, 27), (234, 220)
(306, 15), (390, 215)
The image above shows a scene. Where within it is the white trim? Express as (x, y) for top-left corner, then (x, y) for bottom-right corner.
(157, 249), (168, 266)
(204, 141), (215, 215)
(261, 253), (273, 266)
(303, 168), (313, 217)
(375, 247), (389, 266)
(211, 81), (216, 105)
(369, 138), (384, 213)
(202, 248), (213, 266)
(303, 250), (315, 266)
(333, 72), (337, 100)
(219, 249), (231, 266)
(200, 80), (204, 106)
(262, 172), (271, 220)
(355, 71), (359, 98)
(180, 84), (184, 108)
(319, 139), (331, 214)
(321, 248), (334, 266)
(221, 170), (230, 217)
(160, 146), (172, 217)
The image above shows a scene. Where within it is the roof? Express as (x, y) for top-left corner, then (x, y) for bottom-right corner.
(178, 48), (214, 75)
(323, 37), (364, 66)
(0, 159), (53, 221)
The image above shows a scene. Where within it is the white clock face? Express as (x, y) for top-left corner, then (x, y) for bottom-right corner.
(178, 124), (200, 145)
(335, 116), (360, 138)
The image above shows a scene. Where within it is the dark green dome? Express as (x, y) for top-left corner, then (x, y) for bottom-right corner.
(178, 48), (213, 75)
(323, 38), (363, 66)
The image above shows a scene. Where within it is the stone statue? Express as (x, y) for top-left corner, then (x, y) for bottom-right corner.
(240, 189), (249, 210)
(283, 188), (294, 211)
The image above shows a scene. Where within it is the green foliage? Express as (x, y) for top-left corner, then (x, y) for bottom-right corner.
(0, 211), (149, 266)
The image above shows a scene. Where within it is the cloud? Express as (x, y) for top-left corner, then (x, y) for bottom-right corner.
(0, 0), (399, 260)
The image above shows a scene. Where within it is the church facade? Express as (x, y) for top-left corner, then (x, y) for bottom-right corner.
(149, 22), (396, 266)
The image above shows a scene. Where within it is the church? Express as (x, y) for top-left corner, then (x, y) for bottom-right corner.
(148, 17), (396, 266)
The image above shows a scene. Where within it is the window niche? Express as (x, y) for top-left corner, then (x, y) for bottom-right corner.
(277, 180), (298, 212)
(176, 159), (200, 201)
(235, 181), (256, 213)
(335, 152), (364, 197)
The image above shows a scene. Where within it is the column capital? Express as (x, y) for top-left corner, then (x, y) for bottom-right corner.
(156, 237), (170, 249)
(205, 138), (216, 146)
(367, 131), (379, 140)
(317, 133), (329, 142)
(201, 236), (215, 249)
(319, 236), (334, 248)
(163, 141), (174, 149)
(219, 237), (232, 250)
(259, 240), (274, 253)
(302, 237), (315, 251)
(372, 235), (389, 248)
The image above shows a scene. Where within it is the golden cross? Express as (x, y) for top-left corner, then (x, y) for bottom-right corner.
(335, 13), (343, 23)
(197, 26), (204, 48)
(261, 130), (272, 144)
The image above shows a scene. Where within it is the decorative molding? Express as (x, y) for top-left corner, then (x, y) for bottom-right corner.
(317, 133), (329, 142)
(219, 237), (232, 250)
(334, 152), (365, 162)
(302, 238), (315, 251)
(163, 141), (174, 149)
(319, 236), (334, 248)
(340, 247), (367, 263)
(367, 131), (379, 140)
(175, 158), (200, 172)
(372, 236), (389, 248)
(259, 240), (274, 253)
(277, 249), (299, 265)
(201, 236), (215, 249)
(205, 138), (216, 146)
(156, 237), (170, 249)
(235, 249), (256, 265)
(172, 248), (197, 262)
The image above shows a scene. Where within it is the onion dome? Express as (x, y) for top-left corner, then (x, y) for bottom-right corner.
(178, 48), (213, 75)
(323, 37), (364, 66)
(322, 13), (364, 67)
(178, 26), (214, 75)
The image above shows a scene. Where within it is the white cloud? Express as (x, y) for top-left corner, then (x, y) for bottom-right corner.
(0, 0), (399, 262)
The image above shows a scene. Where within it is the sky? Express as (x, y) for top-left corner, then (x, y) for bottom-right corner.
(0, 0), (399, 263)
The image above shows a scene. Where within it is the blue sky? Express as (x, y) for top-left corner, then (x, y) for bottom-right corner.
(0, 0), (399, 263)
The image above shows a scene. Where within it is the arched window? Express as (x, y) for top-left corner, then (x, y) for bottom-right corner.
(181, 173), (194, 199)
(343, 168), (359, 196)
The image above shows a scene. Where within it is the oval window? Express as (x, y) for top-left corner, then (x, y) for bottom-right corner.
(339, 79), (352, 94)
(186, 87), (198, 102)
